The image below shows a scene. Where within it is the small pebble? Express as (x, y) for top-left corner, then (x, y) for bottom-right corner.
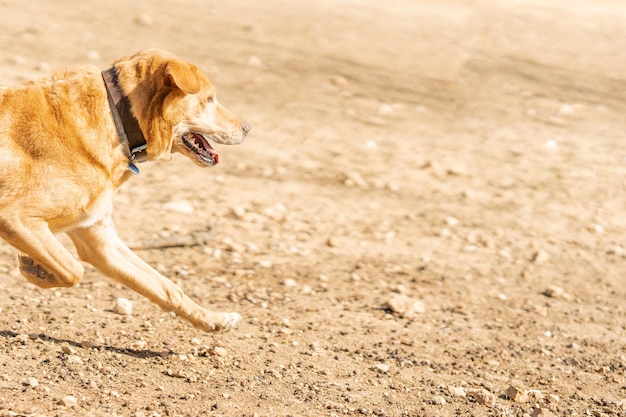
(211, 346), (228, 357)
(163, 199), (194, 214)
(531, 408), (555, 417)
(344, 171), (369, 188)
(36, 62), (51, 73)
(86, 50), (101, 62)
(364, 139), (378, 150)
(447, 164), (469, 176)
(558, 103), (574, 116)
(10, 55), (26, 65)
(542, 285), (565, 299)
(282, 278), (297, 287)
(258, 260), (273, 268)
(607, 245), (625, 256)
(247, 56), (264, 68)
(545, 140), (559, 151)
(587, 223), (604, 234)
(329, 75), (348, 87)
(446, 216), (459, 227)
(528, 390), (545, 402)
(27, 377), (39, 388)
(467, 388), (496, 407)
(384, 294), (425, 319)
(67, 355), (83, 364)
(448, 386), (466, 397)
(231, 205), (246, 219)
(545, 394), (560, 404)
(134, 13), (153, 26)
(377, 104), (394, 116)
(531, 250), (550, 264)
(61, 345), (77, 355)
(59, 395), (78, 407)
(432, 395), (446, 405)
(115, 297), (133, 316)
(505, 385), (528, 403)
(374, 363), (389, 373)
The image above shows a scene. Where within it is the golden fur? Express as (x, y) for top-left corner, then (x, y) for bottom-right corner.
(0, 49), (249, 332)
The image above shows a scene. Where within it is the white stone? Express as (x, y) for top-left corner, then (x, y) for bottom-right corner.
(446, 216), (459, 227)
(114, 297), (133, 316)
(377, 104), (394, 116)
(385, 294), (425, 319)
(163, 199), (195, 214)
(545, 140), (558, 151)
(134, 13), (153, 26)
(374, 363), (390, 373)
(432, 395), (446, 405)
(212, 346), (228, 356)
(258, 260), (273, 268)
(542, 285), (565, 299)
(282, 278), (297, 287)
(59, 395), (78, 407)
(531, 250), (550, 264)
(364, 139), (378, 150)
(558, 104), (574, 116)
(247, 56), (264, 68)
(467, 388), (496, 406)
(448, 386), (466, 397)
(344, 171), (368, 188)
(86, 50), (101, 62)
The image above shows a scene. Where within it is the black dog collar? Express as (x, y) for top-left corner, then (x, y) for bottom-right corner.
(102, 67), (148, 174)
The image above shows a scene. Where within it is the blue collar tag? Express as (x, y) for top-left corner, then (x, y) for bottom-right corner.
(129, 162), (140, 175)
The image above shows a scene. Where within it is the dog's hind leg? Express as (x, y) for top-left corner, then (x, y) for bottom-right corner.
(0, 217), (84, 288)
(67, 216), (240, 332)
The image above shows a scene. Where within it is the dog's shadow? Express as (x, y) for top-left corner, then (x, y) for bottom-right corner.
(0, 330), (173, 359)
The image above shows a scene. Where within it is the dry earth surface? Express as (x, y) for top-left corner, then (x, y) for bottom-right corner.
(0, 0), (625, 416)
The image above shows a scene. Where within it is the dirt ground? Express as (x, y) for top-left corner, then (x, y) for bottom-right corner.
(0, 0), (625, 416)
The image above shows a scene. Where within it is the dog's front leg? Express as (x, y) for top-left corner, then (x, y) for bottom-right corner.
(67, 217), (240, 332)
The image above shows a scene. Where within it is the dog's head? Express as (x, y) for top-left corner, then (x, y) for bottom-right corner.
(113, 49), (250, 167)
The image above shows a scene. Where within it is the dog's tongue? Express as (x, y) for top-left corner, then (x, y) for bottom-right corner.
(193, 133), (219, 164)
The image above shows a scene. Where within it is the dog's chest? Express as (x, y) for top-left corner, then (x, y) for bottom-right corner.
(55, 188), (115, 232)
(80, 188), (115, 228)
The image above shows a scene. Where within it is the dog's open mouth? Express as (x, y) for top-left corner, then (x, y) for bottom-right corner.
(182, 132), (219, 164)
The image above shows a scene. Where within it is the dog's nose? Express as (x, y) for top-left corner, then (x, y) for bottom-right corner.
(242, 122), (251, 136)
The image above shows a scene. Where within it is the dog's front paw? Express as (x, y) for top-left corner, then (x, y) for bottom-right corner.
(218, 312), (242, 332)
(191, 310), (241, 333)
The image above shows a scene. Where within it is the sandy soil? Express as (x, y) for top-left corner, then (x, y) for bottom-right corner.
(1, 0), (625, 416)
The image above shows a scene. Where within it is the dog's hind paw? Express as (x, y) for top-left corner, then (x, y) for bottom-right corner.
(17, 253), (81, 288)
(18, 254), (54, 286)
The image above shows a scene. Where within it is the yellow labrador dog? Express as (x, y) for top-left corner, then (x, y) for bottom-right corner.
(0, 49), (250, 332)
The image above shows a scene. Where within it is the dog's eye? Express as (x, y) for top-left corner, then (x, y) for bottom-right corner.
(207, 96), (214, 103)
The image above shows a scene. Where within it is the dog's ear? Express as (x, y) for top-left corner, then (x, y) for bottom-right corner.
(164, 60), (201, 95)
